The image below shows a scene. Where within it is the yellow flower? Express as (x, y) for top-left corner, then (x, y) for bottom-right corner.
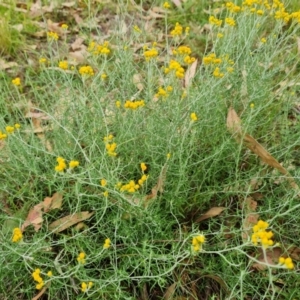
(32, 269), (44, 290)
(225, 17), (236, 26)
(103, 238), (111, 249)
(163, 2), (171, 9)
(209, 16), (222, 26)
(55, 157), (67, 172)
(12, 228), (23, 242)
(144, 47), (159, 61)
(12, 77), (21, 86)
(81, 281), (93, 292)
(279, 257), (294, 269)
(192, 234), (205, 252)
(6, 126), (15, 134)
(81, 282), (87, 292)
(115, 100), (121, 108)
(103, 191), (109, 197)
(133, 25), (142, 33)
(250, 103), (255, 109)
(77, 252), (86, 264)
(61, 24), (68, 30)
(251, 220), (274, 248)
(171, 22), (183, 37)
(69, 160), (79, 169)
(217, 33), (224, 38)
(261, 37), (267, 43)
(101, 73), (107, 80)
(47, 31), (59, 41)
(0, 131), (7, 140)
(213, 67), (224, 78)
(190, 112), (198, 121)
(167, 153), (171, 159)
(47, 271), (53, 277)
(79, 65), (94, 76)
(101, 179), (107, 187)
(58, 61), (68, 70)
(140, 162), (147, 172)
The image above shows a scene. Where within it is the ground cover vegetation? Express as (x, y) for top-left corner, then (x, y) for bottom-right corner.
(1, 0), (300, 299)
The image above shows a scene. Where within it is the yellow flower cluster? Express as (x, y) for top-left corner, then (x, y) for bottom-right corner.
(81, 281), (93, 292)
(192, 234), (205, 252)
(104, 134), (117, 156)
(88, 41), (110, 55)
(163, 2), (171, 9)
(144, 47), (159, 61)
(225, 17), (236, 26)
(278, 257), (294, 270)
(124, 100), (145, 109)
(171, 22), (183, 37)
(203, 53), (222, 65)
(47, 31), (58, 41)
(174, 45), (192, 55)
(55, 157), (67, 172)
(120, 180), (140, 193)
(226, 2), (241, 12)
(119, 164), (149, 192)
(251, 220), (274, 248)
(55, 157), (79, 172)
(103, 238), (111, 249)
(172, 46), (196, 65)
(140, 162), (147, 172)
(155, 86), (173, 98)
(79, 65), (94, 76)
(209, 16), (223, 26)
(133, 25), (142, 33)
(12, 228), (23, 242)
(0, 123), (20, 140)
(69, 160), (80, 168)
(32, 269), (44, 290)
(58, 61), (68, 70)
(39, 57), (48, 64)
(164, 60), (185, 79)
(203, 53), (234, 78)
(190, 112), (198, 121)
(61, 23), (68, 30)
(213, 67), (224, 78)
(12, 77), (21, 86)
(77, 252), (86, 264)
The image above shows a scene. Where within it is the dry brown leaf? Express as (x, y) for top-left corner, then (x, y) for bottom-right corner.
(195, 207), (226, 223)
(287, 245), (300, 260)
(0, 59), (18, 70)
(68, 50), (87, 63)
(21, 203), (44, 232)
(242, 212), (259, 241)
(47, 20), (64, 35)
(171, 0), (182, 7)
(184, 59), (198, 88)
(252, 247), (282, 271)
(74, 13), (83, 24)
(43, 192), (63, 212)
(227, 107), (299, 190)
(200, 274), (228, 292)
(226, 106), (242, 135)
(22, 193), (63, 232)
(32, 282), (50, 300)
(163, 282), (177, 300)
(71, 37), (85, 51)
(133, 73), (144, 91)
(49, 211), (94, 233)
(145, 163), (168, 202)
(62, 1), (76, 7)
